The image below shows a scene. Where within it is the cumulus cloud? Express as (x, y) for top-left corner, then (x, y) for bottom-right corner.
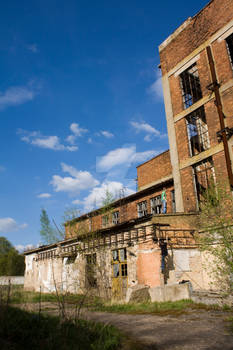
(0, 218), (28, 233)
(76, 181), (135, 211)
(100, 131), (114, 138)
(147, 69), (164, 100)
(130, 121), (167, 142)
(37, 193), (51, 198)
(66, 123), (88, 145)
(0, 84), (37, 110)
(51, 162), (99, 195)
(18, 129), (78, 152)
(97, 145), (159, 172)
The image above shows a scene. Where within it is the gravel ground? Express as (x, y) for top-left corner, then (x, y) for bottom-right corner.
(17, 303), (233, 350)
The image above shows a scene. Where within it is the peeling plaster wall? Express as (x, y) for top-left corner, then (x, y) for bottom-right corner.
(24, 240), (219, 296)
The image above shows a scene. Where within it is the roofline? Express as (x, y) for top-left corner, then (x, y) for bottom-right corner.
(136, 149), (170, 168)
(65, 178), (173, 225)
(159, 0), (214, 52)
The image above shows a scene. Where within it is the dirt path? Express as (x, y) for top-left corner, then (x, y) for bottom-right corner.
(83, 309), (233, 350)
(17, 303), (233, 350)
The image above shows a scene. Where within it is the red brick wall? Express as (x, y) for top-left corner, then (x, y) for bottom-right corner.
(160, 0), (233, 74)
(180, 167), (197, 212)
(66, 183), (174, 239)
(137, 150), (172, 189)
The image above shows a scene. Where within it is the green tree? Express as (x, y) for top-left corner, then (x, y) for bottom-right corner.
(0, 237), (25, 276)
(197, 181), (233, 294)
(40, 208), (61, 244)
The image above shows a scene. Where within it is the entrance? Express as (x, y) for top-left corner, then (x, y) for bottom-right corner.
(112, 248), (128, 299)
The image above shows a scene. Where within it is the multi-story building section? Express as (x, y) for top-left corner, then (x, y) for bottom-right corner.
(159, 0), (233, 213)
(24, 0), (232, 300)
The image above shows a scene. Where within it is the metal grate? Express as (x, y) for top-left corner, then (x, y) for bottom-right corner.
(226, 33), (233, 69)
(180, 63), (202, 109)
(186, 106), (210, 156)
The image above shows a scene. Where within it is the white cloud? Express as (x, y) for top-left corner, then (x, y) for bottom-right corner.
(66, 123), (88, 145)
(97, 145), (159, 172)
(130, 121), (167, 141)
(27, 44), (38, 53)
(147, 69), (164, 100)
(100, 131), (114, 138)
(0, 84), (36, 110)
(0, 218), (28, 233)
(80, 181), (135, 211)
(51, 163), (99, 195)
(15, 244), (35, 253)
(18, 130), (78, 152)
(37, 193), (51, 198)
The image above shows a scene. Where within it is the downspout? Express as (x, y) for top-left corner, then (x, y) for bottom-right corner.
(206, 45), (233, 189)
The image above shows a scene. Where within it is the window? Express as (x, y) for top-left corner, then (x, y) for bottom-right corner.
(150, 196), (162, 214)
(102, 214), (109, 227)
(85, 253), (97, 288)
(186, 106), (210, 157)
(193, 157), (215, 205)
(180, 63), (202, 109)
(112, 248), (127, 277)
(112, 211), (120, 225)
(137, 201), (147, 218)
(226, 33), (233, 69)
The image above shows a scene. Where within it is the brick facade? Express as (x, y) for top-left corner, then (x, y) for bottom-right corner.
(136, 150), (172, 190)
(160, 0), (233, 212)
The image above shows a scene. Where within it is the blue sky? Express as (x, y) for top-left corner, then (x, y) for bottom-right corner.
(0, 0), (207, 250)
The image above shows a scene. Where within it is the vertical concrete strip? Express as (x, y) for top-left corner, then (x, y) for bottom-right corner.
(162, 74), (184, 212)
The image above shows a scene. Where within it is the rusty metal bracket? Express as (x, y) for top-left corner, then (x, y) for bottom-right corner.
(216, 127), (233, 142)
(206, 81), (221, 91)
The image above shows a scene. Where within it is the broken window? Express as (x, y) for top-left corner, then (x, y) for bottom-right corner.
(85, 253), (97, 288)
(186, 106), (210, 157)
(193, 157), (215, 205)
(65, 255), (77, 264)
(102, 214), (109, 228)
(137, 200), (148, 218)
(112, 248), (127, 277)
(150, 196), (162, 214)
(180, 63), (202, 109)
(112, 211), (120, 225)
(226, 33), (233, 69)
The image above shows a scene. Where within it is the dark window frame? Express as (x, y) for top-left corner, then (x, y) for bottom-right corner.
(226, 33), (233, 69)
(112, 211), (120, 225)
(180, 63), (202, 109)
(186, 106), (210, 157)
(150, 196), (162, 214)
(137, 200), (148, 218)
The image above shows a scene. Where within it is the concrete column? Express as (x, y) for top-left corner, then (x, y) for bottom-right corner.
(162, 74), (184, 212)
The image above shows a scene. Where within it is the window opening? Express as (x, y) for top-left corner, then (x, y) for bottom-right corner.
(112, 211), (120, 225)
(85, 253), (97, 288)
(193, 157), (215, 204)
(150, 196), (162, 214)
(171, 190), (176, 213)
(112, 248), (127, 277)
(102, 214), (109, 228)
(137, 201), (147, 218)
(180, 63), (202, 109)
(226, 33), (233, 69)
(186, 106), (210, 156)
(65, 255), (77, 264)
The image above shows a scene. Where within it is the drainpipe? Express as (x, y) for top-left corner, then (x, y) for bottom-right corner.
(206, 46), (233, 189)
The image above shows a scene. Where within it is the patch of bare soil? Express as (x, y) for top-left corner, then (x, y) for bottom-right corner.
(17, 303), (233, 350)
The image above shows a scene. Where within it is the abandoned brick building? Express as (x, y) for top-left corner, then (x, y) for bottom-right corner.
(24, 0), (233, 300)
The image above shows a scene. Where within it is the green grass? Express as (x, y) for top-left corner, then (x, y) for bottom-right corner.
(91, 299), (231, 315)
(0, 305), (121, 350)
